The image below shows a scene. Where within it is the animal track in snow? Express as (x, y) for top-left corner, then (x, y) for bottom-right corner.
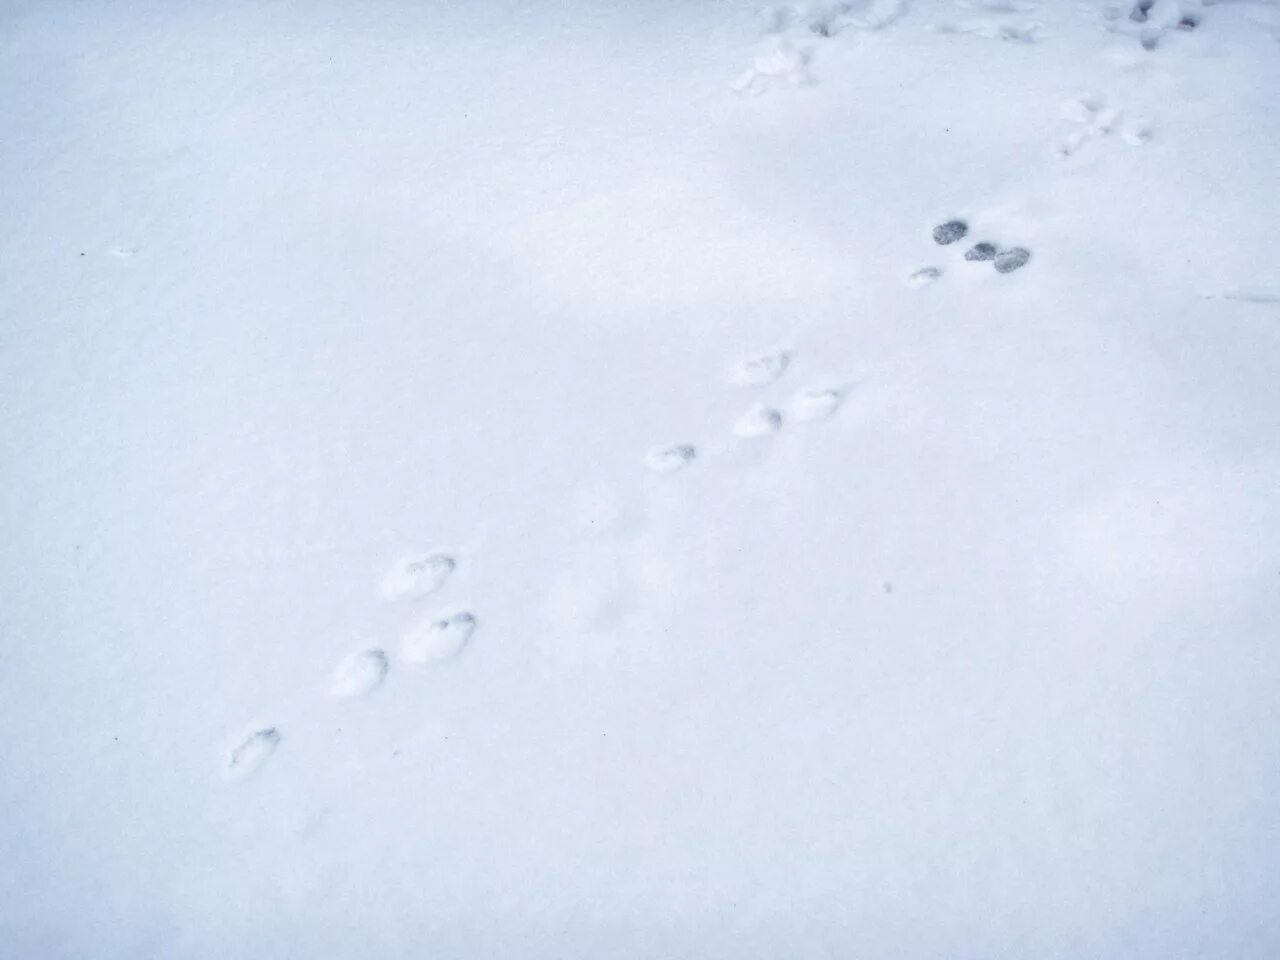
(379, 553), (455, 601)
(733, 404), (784, 438)
(932, 219), (969, 245)
(907, 265), (943, 287)
(646, 443), (697, 473)
(402, 612), (477, 665)
(1053, 92), (1148, 157)
(732, 37), (814, 95)
(329, 648), (389, 698)
(733, 1), (909, 93)
(928, 14), (1041, 43)
(923, 216), (1032, 275)
(809, 0), (909, 34)
(760, 1), (909, 39)
(730, 348), (792, 387)
(1200, 289), (1280, 304)
(1127, 0), (1200, 31)
(1059, 91), (1108, 124)
(644, 341), (852, 474)
(960, 0), (1034, 9)
(1120, 117), (1153, 146)
(224, 728), (281, 781)
(1105, 0), (1206, 49)
(1054, 94), (1118, 156)
(993, 246), (1032, 273)
(788, 386), (847, 422)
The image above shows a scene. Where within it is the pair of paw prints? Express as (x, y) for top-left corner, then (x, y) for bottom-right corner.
(223, 553), (478, 782)
(647, 348), (848, 472)
(731, 0), (908, 95)
(909, 218), (1031, 286)
(1054, 92), (1152, 158)
(1114, 0), (1202, 50)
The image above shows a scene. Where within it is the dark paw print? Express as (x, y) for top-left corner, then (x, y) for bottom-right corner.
(1126, 1), (1199, 48)
(932, 220), (969, 245)
(961, 239), (1032, 273)
(1130, 0), (1154, 23)
(993, 247), (1031, 273)
(922, 221), (1032, 279)
(809, 15), (837, 37)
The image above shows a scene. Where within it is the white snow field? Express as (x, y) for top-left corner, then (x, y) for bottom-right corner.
(3, 0), (1280, 956)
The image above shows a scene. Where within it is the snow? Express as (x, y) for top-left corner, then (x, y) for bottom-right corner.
(2, 0), (1280, 956)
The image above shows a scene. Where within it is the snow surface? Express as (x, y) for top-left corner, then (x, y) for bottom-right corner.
(3, 0), (1280, 956)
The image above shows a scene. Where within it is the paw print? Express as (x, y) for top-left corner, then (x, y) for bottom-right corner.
(732, 1), (909, 95)
(1107, 0), (1204, 50)
(911, 219), (1034, 280)
(1053, 92), (1152, 158)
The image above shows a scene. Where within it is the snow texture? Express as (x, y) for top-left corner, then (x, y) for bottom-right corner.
(3, 0), (1280, 957)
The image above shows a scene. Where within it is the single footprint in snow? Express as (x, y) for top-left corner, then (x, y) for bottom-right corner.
(964, 242), (997, 261)
(907, 265), (943, 287)
(932, 220), (969, 245)
(402, 612), (477, 665)
(646, 443), (697, 473)
(730, 349), (792, 387)
(994, 247), (1032, 273)
(788, 386), (847, 422)
(733, 404), (784, 438)
(224, 728), (281, 781)
(1092, 107), (1122, 135)
(379, 553), (455, 601)
(1053, 128), (1090, 158)
(1120, 117), (1153, 146)
(807, 5), (845, 37)
(329, 648), (389, 698)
